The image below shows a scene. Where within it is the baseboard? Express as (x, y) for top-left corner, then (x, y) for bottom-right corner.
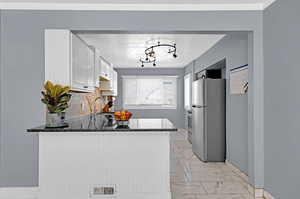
(0, 187), (170, 199)
(225, 160), (249, 183)
(225, 160), (265, 198)
(0, 187), (38, 199)
(264, 190), (276, 199)
(225, 161), (277, 199)
(0, 186), (276, 199)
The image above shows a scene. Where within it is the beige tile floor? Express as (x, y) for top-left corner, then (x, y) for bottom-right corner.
(170, 130), (256, 199)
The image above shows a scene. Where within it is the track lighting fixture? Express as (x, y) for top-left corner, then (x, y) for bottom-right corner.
(139, 41), (177, 67)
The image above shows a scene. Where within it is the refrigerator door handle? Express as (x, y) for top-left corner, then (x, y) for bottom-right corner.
(192, 105), (206, 108)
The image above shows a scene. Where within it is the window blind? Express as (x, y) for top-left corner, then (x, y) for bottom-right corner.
(122, 76), (177, 109)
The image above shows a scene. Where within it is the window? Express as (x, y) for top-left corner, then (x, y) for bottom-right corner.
(122, 76), (177, 109)
(184, 74), (191, 110)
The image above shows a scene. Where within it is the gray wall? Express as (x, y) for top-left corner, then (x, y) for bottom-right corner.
(264, 0), (300, 198)
(185, 33), (249, 174)
(0, 10), (264, 187)
(114, 68), (185, 128)
(0, 10), (2, 174)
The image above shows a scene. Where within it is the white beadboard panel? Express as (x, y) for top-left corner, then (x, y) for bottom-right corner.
(39, 132), (171, 199)
(44, 29), (71, 86)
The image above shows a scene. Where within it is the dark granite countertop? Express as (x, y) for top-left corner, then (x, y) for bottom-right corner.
(27, 114), (177, 133)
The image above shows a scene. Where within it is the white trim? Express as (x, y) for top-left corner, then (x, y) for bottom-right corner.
(246, 184), (264, 198)
(264, 190), (276, 199)
(255, 188), (264, 198)
(0, 186), (276, 199)
(123, 105), (177, 110)
(0, 187), (38, 199)
(225, 161), (278, 199)
(114, 66), (185, 69)
(263, 0), (277, 9)
(121, 75), (178, 79)
(0, 2), (267, 11)
(225, 160), (249, 184)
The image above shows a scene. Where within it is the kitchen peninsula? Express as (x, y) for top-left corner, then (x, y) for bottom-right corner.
(27, 115), (177, 199)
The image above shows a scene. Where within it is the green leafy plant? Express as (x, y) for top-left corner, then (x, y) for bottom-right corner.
(41, 81), (72, 113)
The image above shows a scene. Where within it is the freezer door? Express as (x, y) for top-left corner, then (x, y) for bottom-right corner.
(192, 79), (206, 107)
(192, 107), (207, 161)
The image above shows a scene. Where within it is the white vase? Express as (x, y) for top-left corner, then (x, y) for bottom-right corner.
(46, 112), (66, 128)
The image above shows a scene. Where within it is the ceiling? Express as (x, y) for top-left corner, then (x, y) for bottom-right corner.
(78, 33), (225, 68)
(0, 0), (277, 10)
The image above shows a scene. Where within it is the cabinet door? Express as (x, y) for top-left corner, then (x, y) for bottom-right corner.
(107, 66), (113, 88)
(94, 50), (101, 87)
(108, 64), (113, 81)
(71, 33), (94, 92)
(87, 48), (95, 89)
(113, 70), (118, 96)
(99, 59), (105, 79)
(45, 29), (71, 86)
(100, 58), (111, 80)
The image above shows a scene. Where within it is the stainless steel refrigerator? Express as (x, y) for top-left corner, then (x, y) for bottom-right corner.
(192, 78), (226, 162)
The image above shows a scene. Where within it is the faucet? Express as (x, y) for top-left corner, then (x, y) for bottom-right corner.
(93, 96), (102, 115)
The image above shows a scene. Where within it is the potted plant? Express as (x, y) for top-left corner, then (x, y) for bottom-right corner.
(41, 81), (72, 127)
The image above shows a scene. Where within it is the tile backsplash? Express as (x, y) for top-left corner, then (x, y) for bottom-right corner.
(66, 88), (106, 118)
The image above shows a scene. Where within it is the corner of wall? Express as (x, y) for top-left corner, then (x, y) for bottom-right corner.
(0, 9), (3, 186)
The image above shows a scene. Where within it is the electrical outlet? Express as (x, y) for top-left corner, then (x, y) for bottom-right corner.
(90, 185), (116, 198)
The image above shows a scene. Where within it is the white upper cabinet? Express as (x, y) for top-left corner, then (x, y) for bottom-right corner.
(94, 49), (118, 96)
(45, 30), (70, 87)
(99, 58), (111, 81)
(94, 50), (114, 87)
(99, 65), (118, 96)
(45, 29), (117, 95)
(71, 33), (94, 91)
(94, 48), (101, 87)
(112, 70), (118, 96)
(45, 29), (94, 92)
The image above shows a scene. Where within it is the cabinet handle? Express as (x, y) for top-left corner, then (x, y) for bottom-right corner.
(83, 86), (88, 89)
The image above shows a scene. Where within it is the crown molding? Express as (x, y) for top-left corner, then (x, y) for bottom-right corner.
(0, 2), (266, 11)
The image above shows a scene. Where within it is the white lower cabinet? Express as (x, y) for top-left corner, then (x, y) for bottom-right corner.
(39, 132), (171, 199)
